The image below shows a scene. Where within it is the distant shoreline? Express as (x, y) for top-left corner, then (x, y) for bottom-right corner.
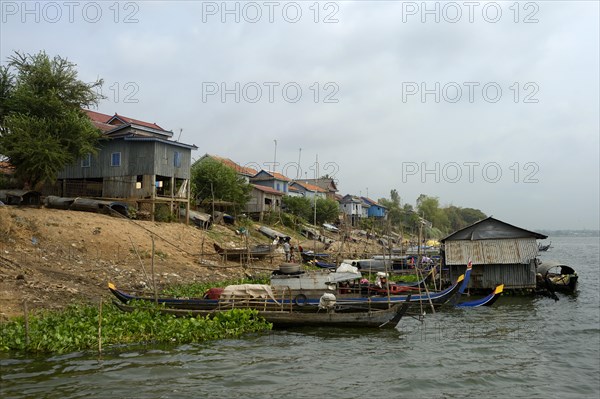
(536, 230), (600, 237)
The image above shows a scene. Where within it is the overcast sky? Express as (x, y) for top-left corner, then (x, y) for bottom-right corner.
(2, 0), (598, 230)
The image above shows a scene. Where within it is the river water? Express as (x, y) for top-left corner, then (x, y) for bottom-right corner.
(1, 236), (599, 399)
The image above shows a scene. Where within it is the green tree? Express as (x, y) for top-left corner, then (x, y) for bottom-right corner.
(0, 51), (103, 188)
(416, 195), (450, 232)
(314, 197), (339, 224)
(282, 195), (312, 221)
(191, 158), (251, 214)
(379, 189), (402, 228)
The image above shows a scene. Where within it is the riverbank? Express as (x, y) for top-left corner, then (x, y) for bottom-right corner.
(0, 207), (385, 320)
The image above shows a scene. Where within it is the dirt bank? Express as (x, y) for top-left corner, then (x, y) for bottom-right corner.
(0, 207), (386, 320)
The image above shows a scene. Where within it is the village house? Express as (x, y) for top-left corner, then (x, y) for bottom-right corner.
(298, 177), (338, 200)
(288, 181), (327, 199)
(49, 109), (197, 218)
(246, 184), (284, 220)
(360, 197), (388, 219)
(250, 170), (290, 194)
(339, 194), (363, 226)
(440, 216), (547, 291)
(197, 154), (257, 183)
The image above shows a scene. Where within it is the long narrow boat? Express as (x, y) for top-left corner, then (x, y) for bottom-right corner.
(111, 300), (411, 329)
(213, 243), (273, 261)
(456, 284), (504, 308)
(108, 272), (465, 311)
(109, 282), (219, 310)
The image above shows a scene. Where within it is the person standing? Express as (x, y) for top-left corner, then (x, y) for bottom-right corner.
(283, 240), (291, 262)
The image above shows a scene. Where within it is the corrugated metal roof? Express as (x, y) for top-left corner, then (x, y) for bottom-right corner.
(444, 238), (539, 265)
(441, 217), (547, 241)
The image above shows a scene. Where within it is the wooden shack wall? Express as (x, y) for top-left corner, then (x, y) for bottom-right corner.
(449, 262), (536, 290)
(57, 140), (192, 180)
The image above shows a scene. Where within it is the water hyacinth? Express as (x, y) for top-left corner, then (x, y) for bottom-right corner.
(0, 302), (272, 354)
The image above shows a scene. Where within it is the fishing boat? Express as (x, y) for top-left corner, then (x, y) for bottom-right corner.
(109, 282), (220, 310)
(270, 267), (467, 309)
(213, 243), (273, 261)
(111, 299), (412, 329)
(538, 241), (552, 252)
(536, 260), (578, 294)
(314, 260), (337, 269)
(109, 266), (467, 311)
(456, 285), (504, 307)
(300, 251), (330, 263)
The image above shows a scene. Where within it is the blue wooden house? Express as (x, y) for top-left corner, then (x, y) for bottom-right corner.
(361, 197), (388, 219)
(250, 170), (290, 194)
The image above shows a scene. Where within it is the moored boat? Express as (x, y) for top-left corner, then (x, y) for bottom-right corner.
(536, 260), (578, 294)
(112, 300), (411, 329)
(213, 243), (273, 261)
(109, 266), (467, 312)
(456, 284), (504, 307)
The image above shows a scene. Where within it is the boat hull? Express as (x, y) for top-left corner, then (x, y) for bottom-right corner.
(112, 301), (410, 328)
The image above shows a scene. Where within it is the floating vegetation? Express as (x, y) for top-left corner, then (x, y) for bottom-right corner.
(0, 302), (272, 354)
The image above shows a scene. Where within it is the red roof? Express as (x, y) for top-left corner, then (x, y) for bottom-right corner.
(84, 109), (112, 123)
(254, 170), (291, 181)
(83, 109), (166, 133)
(209, 155), (258, 176)
(292, 181), (327, 193)
(252, 184), (284, 195)
(111, 113), (165, 131)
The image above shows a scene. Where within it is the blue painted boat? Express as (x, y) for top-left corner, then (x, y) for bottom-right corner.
(456, 284), (504, 307)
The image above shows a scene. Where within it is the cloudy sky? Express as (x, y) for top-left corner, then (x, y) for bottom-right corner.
(2, 0), (598, 230)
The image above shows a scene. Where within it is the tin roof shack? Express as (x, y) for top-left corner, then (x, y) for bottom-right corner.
(440, 217), (547, 292)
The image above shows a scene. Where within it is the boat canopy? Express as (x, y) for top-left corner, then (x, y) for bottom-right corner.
(537, 260), (576, 276)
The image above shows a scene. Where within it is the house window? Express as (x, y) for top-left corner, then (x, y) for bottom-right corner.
(174, 151), (181, 168)
(276, 183), (280, 191)
(136, 175), (143, 189)
(81, 153), (91, 168)
(111, 152), (121, 167)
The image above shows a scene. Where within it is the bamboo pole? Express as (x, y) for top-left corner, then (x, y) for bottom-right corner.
(98, 299), (103, 355)
(151, 236), (157, 305)
(23, 301), (30, 348)
(129, 236), (151, 284)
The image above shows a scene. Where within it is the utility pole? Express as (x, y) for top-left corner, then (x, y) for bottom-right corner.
(297, 148), (302, 179)
(273, 139), (277, 173)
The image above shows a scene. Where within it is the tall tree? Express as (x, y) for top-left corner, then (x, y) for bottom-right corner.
(416, 195), (450, 232)
(191, 158), (251, 214)
(0, 51), (104, 188)
(314, 197), (339, 225)
(282, 196), (312, 221)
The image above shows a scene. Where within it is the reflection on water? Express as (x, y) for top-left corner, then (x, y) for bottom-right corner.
(1, 237), (599, 399)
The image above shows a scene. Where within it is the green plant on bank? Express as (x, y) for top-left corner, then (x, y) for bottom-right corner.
(162, 275), (271, 298)
(0, 302), (272, 354)
(154, 204), (177, 223)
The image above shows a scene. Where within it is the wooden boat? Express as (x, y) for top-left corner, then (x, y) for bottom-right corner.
(314, 260), (337, 269)
(213, 243), (273, 261)
(271, 271), (468, 309)
(109, 282), (219, 310)
(456, 284), (504, 307)
(109, 268), (466, 312)
(536, 260), (578, 294)
(300, 251), (330, 263)
(111, 299), (411, 328)
(538, 241), (552, 252)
